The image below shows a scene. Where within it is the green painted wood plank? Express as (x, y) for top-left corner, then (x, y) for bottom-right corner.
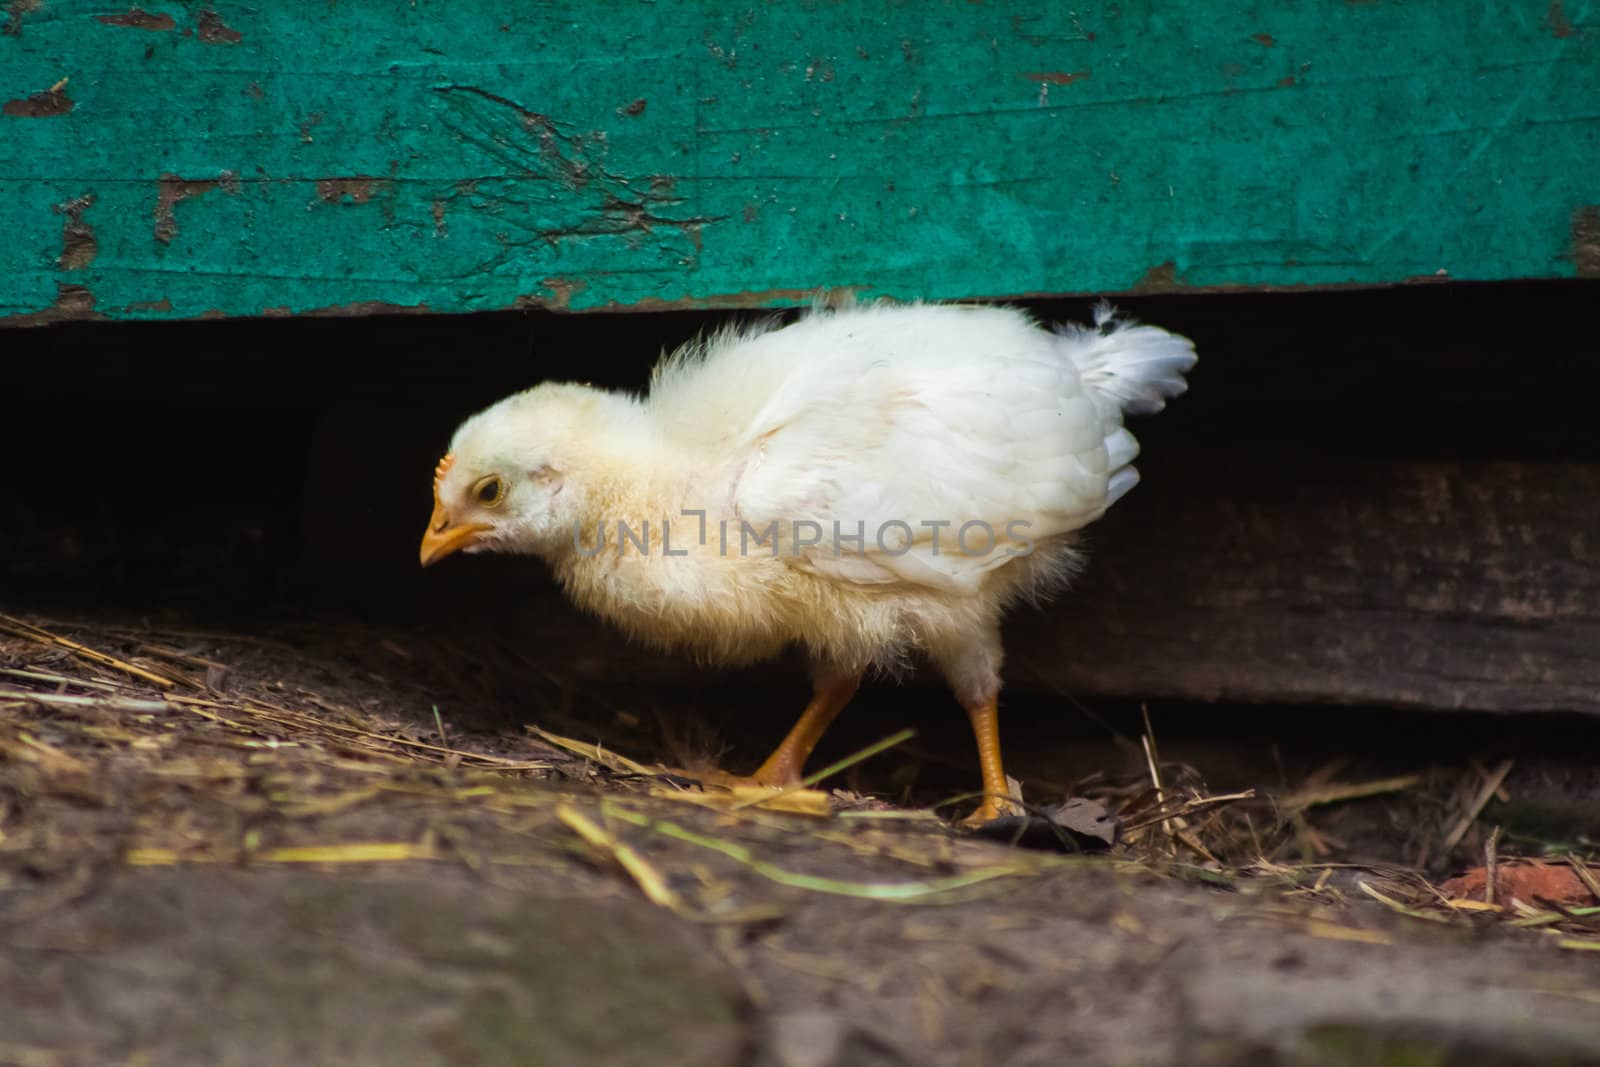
(1, 1), (1596, 321)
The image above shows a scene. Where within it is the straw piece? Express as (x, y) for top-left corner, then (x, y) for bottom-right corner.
(1302, 919), (1393, 945)
(556, 804), (685, 912)
(1440, 759), (1514, 853)
(0, 613), (180, 688)
(602, 802), (1035, 903)
(527, 725), (659, 776)
(259, 842), (436, 863)
(726, 728), (915, 813)
(1279, 775), (1422, 813)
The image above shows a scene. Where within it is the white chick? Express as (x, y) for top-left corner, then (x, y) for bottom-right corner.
(421, 301), (1195, 822)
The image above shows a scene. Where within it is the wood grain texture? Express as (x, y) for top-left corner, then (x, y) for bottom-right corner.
(1009, 451), (1600, 714)
(2, 1), (1597, 322)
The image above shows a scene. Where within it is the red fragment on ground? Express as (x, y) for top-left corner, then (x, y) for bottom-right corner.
(1440, 861), (1599, 910)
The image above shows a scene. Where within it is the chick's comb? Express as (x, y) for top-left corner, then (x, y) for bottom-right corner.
(432, 453), (454, 506)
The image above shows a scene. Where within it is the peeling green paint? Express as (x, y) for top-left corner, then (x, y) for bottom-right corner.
(0, 1), (1596, 321)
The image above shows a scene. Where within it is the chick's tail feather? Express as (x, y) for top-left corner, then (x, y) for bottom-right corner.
(1058, 302), (1197, 417)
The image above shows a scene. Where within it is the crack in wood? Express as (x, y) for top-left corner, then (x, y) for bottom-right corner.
(433, 84), (727, 246)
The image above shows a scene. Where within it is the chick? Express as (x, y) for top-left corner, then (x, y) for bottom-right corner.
(421, 301), (1195, 822)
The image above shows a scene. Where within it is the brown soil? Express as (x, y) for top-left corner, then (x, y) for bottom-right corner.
(3, 609), (1598, 1067)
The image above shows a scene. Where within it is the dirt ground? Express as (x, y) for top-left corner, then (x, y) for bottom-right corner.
(2, 609), (1599, 1067)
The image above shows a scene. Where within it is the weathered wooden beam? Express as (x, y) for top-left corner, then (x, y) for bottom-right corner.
(1009, 452), (1600, 715)
(2, 2), (1597, 322)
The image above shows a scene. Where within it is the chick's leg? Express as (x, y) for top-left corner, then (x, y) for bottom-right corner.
(744, 668), (861, 788)
(961, 695), (1013, 825)
(932, 626), (1018, 825)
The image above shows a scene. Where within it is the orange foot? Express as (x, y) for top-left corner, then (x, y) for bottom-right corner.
(708, 674), (861, 794)
(960, 798), (1013, 827)
(703, 766), (801, 792)
(958, 695), (1021, 826)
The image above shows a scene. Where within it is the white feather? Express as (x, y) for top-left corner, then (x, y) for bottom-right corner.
(1060, 301), (1198, 416)
(649, 302), (1192, 596)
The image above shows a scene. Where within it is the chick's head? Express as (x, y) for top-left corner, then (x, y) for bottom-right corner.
(419, 384), (601, 566)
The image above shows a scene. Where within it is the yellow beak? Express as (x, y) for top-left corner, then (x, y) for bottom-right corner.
(419, 452), (491, 567)
(419, 502), (491, 567)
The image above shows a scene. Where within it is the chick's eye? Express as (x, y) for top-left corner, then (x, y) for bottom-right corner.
(474, 476), (505, 506)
